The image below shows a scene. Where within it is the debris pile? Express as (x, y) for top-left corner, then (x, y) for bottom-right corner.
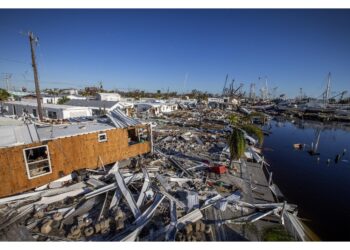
(0, 109), (305, 241)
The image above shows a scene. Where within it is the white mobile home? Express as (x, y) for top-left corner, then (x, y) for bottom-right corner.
(2, 101), (92, 120)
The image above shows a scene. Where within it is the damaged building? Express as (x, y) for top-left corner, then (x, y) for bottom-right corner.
(1, 101), (93, 120)
(0, 107), (313, 242)
(0, 110), (152, 198)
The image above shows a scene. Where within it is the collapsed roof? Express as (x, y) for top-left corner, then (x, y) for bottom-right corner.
(0, 108), (143, 148)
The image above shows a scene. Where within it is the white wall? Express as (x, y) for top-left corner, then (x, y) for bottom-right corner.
(62, 89), (79, 95)
(62, 108), (92, 119)
(43, 96), (60, 104)
(67, 95), (86, 100)
(97, 93), (121, 101)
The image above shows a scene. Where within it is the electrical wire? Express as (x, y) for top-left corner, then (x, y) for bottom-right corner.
(0, 57), (30, 65)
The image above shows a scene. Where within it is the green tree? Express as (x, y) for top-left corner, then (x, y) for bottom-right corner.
(57, 96), (70, 105)
(46, 89), (59, 96)
(0, 88), (10, 101)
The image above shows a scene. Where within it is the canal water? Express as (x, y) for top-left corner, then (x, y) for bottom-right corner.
(262, 118), (350, 241)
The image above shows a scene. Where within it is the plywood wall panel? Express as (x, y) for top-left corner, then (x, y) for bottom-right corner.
(0, 126), (151, 198)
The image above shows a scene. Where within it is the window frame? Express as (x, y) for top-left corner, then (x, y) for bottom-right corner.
(23, 145), (52, 179)
(48, 110), (58, 119)
(98, 132), (108, 142)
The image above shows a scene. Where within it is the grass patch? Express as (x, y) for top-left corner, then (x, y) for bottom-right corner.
(262, 226), (294, 241)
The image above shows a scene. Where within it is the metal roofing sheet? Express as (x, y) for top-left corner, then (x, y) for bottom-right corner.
(66, 99), (118, 109)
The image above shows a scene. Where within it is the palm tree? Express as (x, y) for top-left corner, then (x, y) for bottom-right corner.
(228, 127), (246, 161)
(228, 113), (264, 145)
(57, 96), (70, 105)
(226, 112), (264, 166)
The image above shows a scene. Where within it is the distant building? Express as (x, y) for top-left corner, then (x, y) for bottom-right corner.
(96, 92), (121, 102)
(8, 91), (34, 99)
(66, 95), (87, 100)
(66, 99), (121, 116)
(2, 101), (92, 120)
(134, 102), (178, 117)
(42, 95), (61, 104)
(135, 103), (162, 117)
(61, 88), (79, 95)
(120, 97), (135, 102)
(17, 93), (86, 105)
(208, 97), (239, 109)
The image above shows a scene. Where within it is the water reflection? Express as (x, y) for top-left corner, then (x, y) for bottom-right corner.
(262, 117), (350, 240)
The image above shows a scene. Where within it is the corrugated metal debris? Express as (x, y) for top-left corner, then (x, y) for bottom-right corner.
(0, 108), (304, 241)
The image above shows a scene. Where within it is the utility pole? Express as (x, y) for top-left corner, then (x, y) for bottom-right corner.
(182, 73), (188, 98)
(222, 74), (228, 96)
(28, 31), (43, 121)
(2, 73), (12, 91)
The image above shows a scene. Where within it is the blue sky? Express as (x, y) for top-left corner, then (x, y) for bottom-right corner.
(0, 9), (350, 98)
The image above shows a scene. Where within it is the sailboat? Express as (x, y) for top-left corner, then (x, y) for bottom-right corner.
(308, 128), (321, 155)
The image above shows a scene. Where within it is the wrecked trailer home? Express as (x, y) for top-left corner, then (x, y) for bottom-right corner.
(0, 110), (152, 198)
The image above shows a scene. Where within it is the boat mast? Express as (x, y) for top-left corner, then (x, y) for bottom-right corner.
(313, 128), (321, 153)
(325, 72), (331, 104)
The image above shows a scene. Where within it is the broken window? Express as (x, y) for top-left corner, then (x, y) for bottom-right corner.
(128, 127), (149, 145)
(98, 132), (107, 142)
(48, 111), (57, 119)
(32, 108), (37, 117)
(138, 127), (149, 142)
(23, 145), (52, 179)
(128, 128), (138, 145)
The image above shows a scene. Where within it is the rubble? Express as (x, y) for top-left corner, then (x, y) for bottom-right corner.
(0, 108), (307, 241)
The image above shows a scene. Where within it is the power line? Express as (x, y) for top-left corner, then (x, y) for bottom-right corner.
(23, 79), (86, 88)
(2, 73), (12, 91)
(0, 57), (30, 65)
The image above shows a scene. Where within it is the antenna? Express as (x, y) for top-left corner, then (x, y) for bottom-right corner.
(183, 73), (189, 96)
(2, 73), (12, 91)
(265, 76), (269, 100)
(250, 83), (256, 101)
